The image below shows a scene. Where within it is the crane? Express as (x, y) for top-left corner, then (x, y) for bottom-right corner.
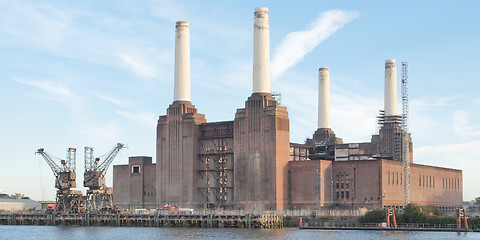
(401, 62), (410, 207)
(36, 148), (84, 213)
(83, 143), (125, 212)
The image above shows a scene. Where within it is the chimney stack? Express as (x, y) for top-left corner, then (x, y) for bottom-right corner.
(174, 21), (191, 102)
(318, 67), (331, 129)
(252, 7), (270, 94)
(384, 59), (398, 116)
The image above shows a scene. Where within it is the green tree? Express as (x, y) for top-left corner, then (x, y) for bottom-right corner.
(404, 203), (427, 223)
(475, 197), (480, 206)
(360, 209), (386, 223)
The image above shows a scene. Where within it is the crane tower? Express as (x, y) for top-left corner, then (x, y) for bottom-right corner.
(84, 143), (125, 212)
(36, 148), (85, 213)
(401, 62), (410, 207)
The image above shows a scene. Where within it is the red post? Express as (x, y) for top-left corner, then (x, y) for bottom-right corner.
(386, 208), (390, 228)
(463, 211), (468, 229)
(392, 209), (397, 228)
(299, 217), (303, 229)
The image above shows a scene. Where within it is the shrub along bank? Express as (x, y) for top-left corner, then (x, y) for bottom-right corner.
(360, 203), (480, 228)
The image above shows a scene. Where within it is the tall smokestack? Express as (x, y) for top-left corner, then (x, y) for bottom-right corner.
(384, 59), (398, 116)
(252, 7), (270, 93)
(318, 67), (330, 129)
(174, 21), (190, 102)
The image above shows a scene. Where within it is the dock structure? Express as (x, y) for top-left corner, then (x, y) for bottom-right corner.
(0, 213), (282, 229)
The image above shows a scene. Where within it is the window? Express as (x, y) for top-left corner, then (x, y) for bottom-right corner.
(429, 176), (432, 187)
(419, 175), (421, 186)
(336, 192), (340, 199)
(396, 172), (398, 184)
(336, 182), (339, 188)
(346, 191), (350, 199)
(346, 182), (349, 189)
(132, 165), (140, 173)
(388, 172), (391, 184)
(341, 191), (344, 199)
(423, 176), (425, 187)
(400, 174), (403, 185)
(433, 177), (435, 188)
(341, 183), (344, 189)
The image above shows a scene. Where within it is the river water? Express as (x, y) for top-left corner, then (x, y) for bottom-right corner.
(0, 226), (477, 240)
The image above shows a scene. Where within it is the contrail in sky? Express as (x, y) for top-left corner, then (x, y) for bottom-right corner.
(271, 10), (359, 81)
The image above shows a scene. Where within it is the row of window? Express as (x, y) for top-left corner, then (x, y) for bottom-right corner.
(206, 187), (228, 193)
(143, 192), (154, 197)
(335, 181), (350, 189)
(387, 171), (402, 185)
(204, 146), (229, 152)
(443, 177), (460, 190)
(418, 175), (435, 188)
(206, 178), (228, 185)
(204, 157), (228, 164)
(336, 191), (350, 199)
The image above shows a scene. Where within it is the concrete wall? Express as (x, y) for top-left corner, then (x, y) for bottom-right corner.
(287, 160), (332, 209)
(113, 164), (130, 208)
(113, 156), (156, 209)
(233, 93), (290, 210)
(332, 160), (383, 208)
(156, 101), (205, 208)
(409, 163), (463, 212)
(0, 199), (41, 212)
(327, 159), (463, 212)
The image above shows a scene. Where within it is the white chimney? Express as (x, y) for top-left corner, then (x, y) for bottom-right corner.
(384, 59), (398, 116)
(174, 21), (191, 102)
(318, 67), (331, 129)
(252, 7), (270, 94)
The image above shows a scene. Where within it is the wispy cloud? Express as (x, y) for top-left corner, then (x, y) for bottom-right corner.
(96, 93), (133, 107)
(149, 0), (189, 22)
(416, 141), (480, 154)
(116, 51), (161, 78)
(0, 1), (73, 48)
(13, 77), (81, 106)
(474, 98), (480, 106)
(271, 10), (359, 81)
(117, 110), (157, 127)
(74, 122), (120, 141)
(453, 110), (480, 137)
(410, 96), (458, 111)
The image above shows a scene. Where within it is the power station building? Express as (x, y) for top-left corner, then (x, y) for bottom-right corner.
(113, 7), (462, 213)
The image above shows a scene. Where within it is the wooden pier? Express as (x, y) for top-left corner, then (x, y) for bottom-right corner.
(0, 213), (282, 229)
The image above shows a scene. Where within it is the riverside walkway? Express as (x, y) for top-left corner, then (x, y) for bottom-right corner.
(300, 222), (479, 232)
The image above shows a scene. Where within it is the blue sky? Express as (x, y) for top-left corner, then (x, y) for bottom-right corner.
(0, 0), (479, 202)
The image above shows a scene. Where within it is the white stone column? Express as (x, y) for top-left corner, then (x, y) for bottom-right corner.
(174, 21), (191, 102)
(384, 59), (398, 116)
(252, 7), (271, 93)
(318, 68), (331, 129)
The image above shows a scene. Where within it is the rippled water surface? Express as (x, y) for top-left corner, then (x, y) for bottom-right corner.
(0, 226), (477, 240)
